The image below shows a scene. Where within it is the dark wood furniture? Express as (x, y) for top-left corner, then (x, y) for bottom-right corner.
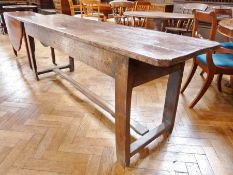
(3, 4), (38, 12)
(124, 11), (193, 30)
(181, 11), (233, 108)
(28, 0), (54, 9)
(0, 0), (27, 34)
(1, 4), (37, 34)
(150, 3), (173, 13)
(4, 11), (219, 167)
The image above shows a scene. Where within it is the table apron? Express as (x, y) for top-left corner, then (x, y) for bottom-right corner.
(24, 22), (126, 78)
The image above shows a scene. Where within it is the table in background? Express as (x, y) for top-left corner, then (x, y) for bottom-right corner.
(0, 1), (28, 34)
(1, 5), (37, 34)
(124, 11), (193, 30)
(218, 18), (233, 88)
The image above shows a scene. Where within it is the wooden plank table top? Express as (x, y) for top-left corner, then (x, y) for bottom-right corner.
(14, 12), (216, 67)
(0, 1), (27, 5)
(2, 5), (37, 10)
(218, 18), (233, 38)
(4, 11), (219, 167)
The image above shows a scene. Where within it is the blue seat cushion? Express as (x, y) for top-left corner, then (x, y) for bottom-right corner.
(221, 42), (233, 50)
(197, 54), (233, 68)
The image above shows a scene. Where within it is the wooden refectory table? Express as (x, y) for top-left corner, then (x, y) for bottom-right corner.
(124, 11), (193, 30)
(4, 11), (219, 167)
(218, 18), (233, 88)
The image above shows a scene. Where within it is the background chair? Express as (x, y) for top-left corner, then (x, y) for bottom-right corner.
(165, 3), (208, 35)
(181, 11), (233, 108)
(132, 1), (151, 27)
(67, 0), (81, 16)
(80, 0), (102, 21)
(108, 0), (134, 25)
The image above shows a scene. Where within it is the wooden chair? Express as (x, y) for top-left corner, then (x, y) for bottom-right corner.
(134, 1), (151, 11)
(53, 0), (75, 15)
(109, 0), (134, 25)
(67, 0), (81, 16)
(132, 1), (151, 27)
(80, 0), (101, 21)
(181, 11), (233, 108)
(165, 3), (208, 35)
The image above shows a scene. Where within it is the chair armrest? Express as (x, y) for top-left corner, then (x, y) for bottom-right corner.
(216, 47), (233, 54)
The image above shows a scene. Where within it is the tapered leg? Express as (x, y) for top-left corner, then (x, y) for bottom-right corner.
(26, 35), (39, 80)
(190, 72), (215, 108)
(23, 32), (33, 69)
(115, 58), (133, 167)
(50, 47), (57, 65)
(181, 61), (197, 93)
(162, 63), (184, 133)
(217, 74), (223, 92)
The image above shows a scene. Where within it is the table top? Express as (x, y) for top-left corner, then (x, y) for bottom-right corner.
(124, 11), (193, 20)
(218, 18), (233, 38)
(3, 5), (37, 9)
(4, 11), (219, 67)
(0, 1), (25, 4)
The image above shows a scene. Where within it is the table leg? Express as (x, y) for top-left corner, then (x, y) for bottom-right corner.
(26, 35), (39, 80)
(115, 58), (133, 167)
(162, 63), (184, 133)
(23, 31), (33, 69)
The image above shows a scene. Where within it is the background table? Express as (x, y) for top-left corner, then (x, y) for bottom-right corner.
(124, 11), (193, 30)
(218, 18), (233, 88)
(1, 5), (37, 33)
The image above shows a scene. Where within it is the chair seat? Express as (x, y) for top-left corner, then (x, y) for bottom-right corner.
(197, 53), (233, 68)
(221, 42), (233, 50)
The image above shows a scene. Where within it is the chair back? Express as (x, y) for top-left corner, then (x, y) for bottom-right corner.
(67, 0), (76, 16)
(53, 0), (71, 15)
(192, 11), (217, 41)
(110, 1), (134, 25)
(53, 0), (62, 14)
(80, 0), (100, 18)
(183, 3), (208, 14)
(110, 1), (133, 16)
(134, 1), (151, 11)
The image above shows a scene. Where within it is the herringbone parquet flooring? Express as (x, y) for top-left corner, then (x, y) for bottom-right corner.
(0, 35), (233, 175)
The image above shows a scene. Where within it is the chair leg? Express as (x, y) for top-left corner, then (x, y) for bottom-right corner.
(180, 62), (197, 93)
(189, 72), (215, 108)
(217, 74), (223, 92)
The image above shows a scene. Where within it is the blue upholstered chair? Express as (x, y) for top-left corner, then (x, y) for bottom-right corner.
(181, 11), (233, 108)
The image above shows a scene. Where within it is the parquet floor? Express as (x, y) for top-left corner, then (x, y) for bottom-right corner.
(0, 35), (233, 175)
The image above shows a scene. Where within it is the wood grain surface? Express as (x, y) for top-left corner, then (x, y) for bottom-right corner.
(9, 12), (219, 67)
